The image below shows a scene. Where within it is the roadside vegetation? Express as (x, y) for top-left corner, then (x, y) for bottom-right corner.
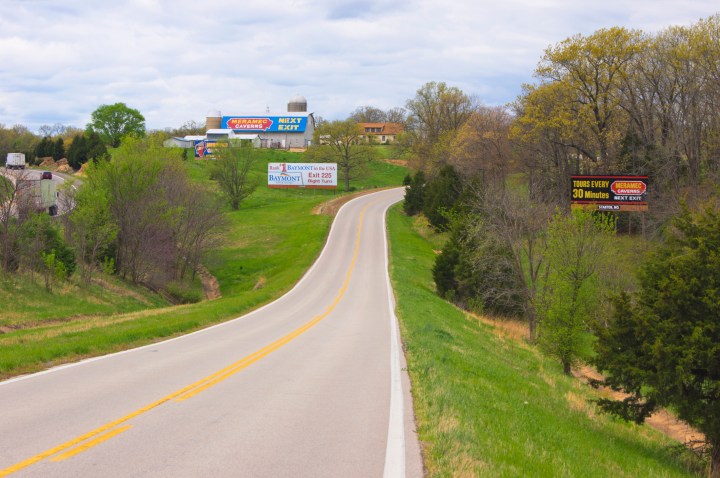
(387, 204), (700, 477)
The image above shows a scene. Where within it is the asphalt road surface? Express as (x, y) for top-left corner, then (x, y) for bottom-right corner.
(0, 188), (423, 477)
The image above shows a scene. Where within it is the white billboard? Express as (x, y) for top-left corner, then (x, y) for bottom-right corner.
(268, 163), (337, 189)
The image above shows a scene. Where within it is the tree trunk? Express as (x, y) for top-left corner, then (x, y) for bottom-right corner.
(711, 441), (720, 478)
(563, 360), (572, 376)
(527, 307), (537, 343)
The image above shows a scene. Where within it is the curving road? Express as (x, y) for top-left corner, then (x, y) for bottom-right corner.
(0, 188), (423, 477)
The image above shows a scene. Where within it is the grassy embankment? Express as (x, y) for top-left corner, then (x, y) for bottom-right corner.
(387, 205), (699, 477)
(0, 149), (407, 378)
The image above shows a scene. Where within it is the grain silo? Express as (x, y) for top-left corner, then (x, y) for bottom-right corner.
(287, 95), (307, 113)
(206, 110), (222, 130)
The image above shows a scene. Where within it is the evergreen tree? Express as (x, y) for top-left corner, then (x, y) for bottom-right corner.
(34, 137), (53, 158)
(67, 134), (88, 170)
(433, 211), (525, 316)
(432, 237), (460, 298)
(422, 165), (461, 230)
(53, 137), (65, 161)
(86, 131), (108, 161)
(595, 202), (720, 476)
(403, 171), (425, 216)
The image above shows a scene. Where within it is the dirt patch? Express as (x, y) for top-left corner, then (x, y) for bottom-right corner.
(253, 276), (266, 291)
(56, 164), (73, 174)
(382, 158), (408, 167)
(38, 157), (55, 168)
(468, 310), (704, 446)
(312, 188), (396, 217)
(196, 264), (221, 300)
(574, 365), (704, 445)
(468, 312), (530, 343)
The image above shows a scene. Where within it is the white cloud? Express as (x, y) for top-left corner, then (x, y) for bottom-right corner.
(0, 0), (717, 131)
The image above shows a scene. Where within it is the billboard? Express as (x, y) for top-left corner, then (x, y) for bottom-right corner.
(194, 140), (229, 158)
(222, 116), (308, 133)
(194, 140), (215, 158)
(268, 163), (337, 189)
(570, 175), (648, 211)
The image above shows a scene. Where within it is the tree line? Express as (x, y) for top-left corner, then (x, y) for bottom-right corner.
(401, 14), (720, 476)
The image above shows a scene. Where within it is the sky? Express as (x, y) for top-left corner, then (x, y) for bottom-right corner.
(0, 0), (718, 133)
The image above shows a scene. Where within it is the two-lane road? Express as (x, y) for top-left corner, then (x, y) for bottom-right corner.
(0, 188), (423, 477)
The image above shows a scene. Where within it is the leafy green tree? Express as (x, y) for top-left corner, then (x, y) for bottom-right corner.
(595, 202), (720, 475)
(539, 209), (614, 374)
(307, 119), (376, 191)
(535, 27), (645, 166)
(20, 213), (76, 279)
(41, 251), (66, 292)
(53, 137), (65, 161)
(68, 185), (118, 283)
(209, 141), (258, 210)
(87, 102), (146, 148)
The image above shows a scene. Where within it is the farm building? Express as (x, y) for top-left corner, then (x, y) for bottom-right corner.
(164, 96), (316, 157)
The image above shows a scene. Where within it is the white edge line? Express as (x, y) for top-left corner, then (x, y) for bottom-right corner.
(0, 190), (394, 387)
(382, 193), (406, 478)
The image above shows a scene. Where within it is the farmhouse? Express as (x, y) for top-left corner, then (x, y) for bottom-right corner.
(357, 122), (404, 143)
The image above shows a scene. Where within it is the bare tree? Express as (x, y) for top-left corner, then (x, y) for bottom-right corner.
(385, 107), (407, 125)
(0, 169), (33, 272)
(170, 185), (226, 280)
(450, 106), (516, 189)
(349, 106), (387, 123)
(470, 185), (554, 341)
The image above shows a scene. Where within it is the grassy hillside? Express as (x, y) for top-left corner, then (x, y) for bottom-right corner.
(0, 150), (408, 378)
(0, 273), (167, 329)
(387, 205), (699, 477)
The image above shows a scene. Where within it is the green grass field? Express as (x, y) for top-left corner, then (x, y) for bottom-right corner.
(386, 204), (700, 477)
(0, 150), (408, 378)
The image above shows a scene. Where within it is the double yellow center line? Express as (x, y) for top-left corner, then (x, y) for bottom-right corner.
(0, 202), (371, 477)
